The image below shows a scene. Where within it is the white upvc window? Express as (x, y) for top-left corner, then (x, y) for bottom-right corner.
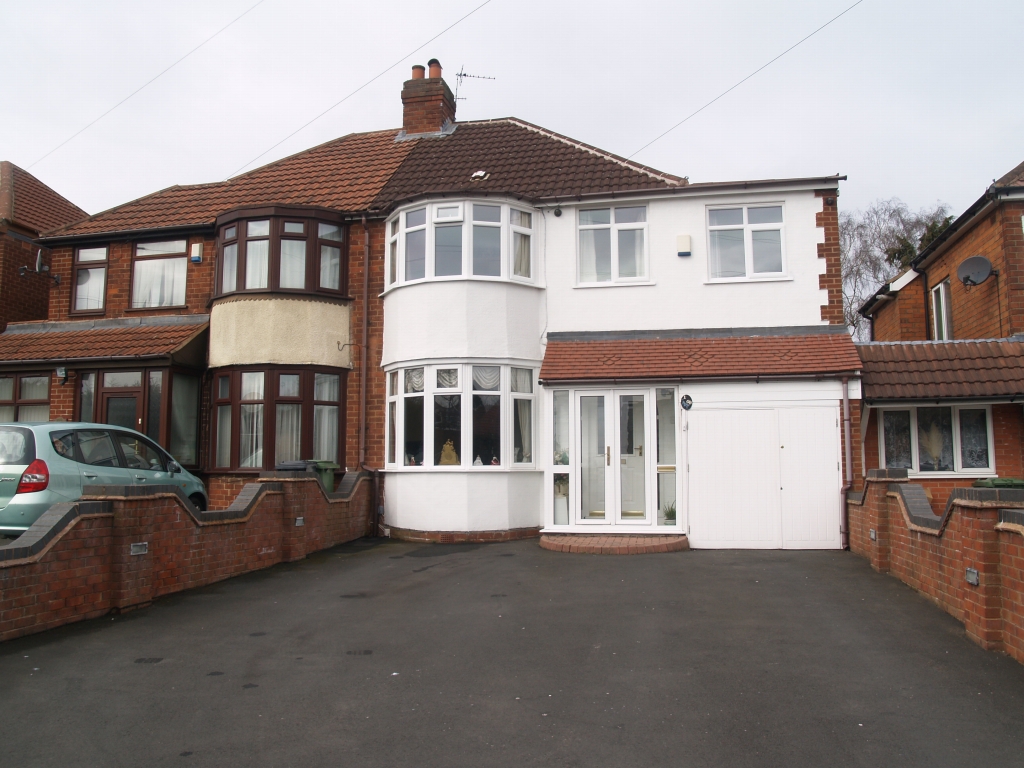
(707, 204), (786, 280)
(383, 362), (538, 470)
(878, 405), (995, 476)
(931, 280), (953, 340)
(384, 200), (539, 289)
(577, 205), (648, 284)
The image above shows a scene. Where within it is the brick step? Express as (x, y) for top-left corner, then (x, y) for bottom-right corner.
(539, 534), (689, 555)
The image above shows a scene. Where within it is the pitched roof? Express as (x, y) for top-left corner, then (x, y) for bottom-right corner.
(539, 328), (861, 381)
(857, 340), (1024, 400)
(996, 159), (1024, 188)
(371, 118), (682, 207)
(0, 162), (87, 234)
(0, 318), (207, 364)
(46, 129), (416, 238)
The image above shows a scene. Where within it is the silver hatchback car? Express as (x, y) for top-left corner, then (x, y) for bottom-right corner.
(0, 422), (208, 536)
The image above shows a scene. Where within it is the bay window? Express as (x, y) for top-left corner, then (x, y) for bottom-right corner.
(385, 200), (539, 288)
(386, 363), (538, 470)
(211, 367), (344, 471)
(879, 405), (994, 475)
(708, 204), (785, 280)
(217, 211), (346, 297)
(132, 240), (187, 308)
(0, 373), (50, 422)
(72, 246), (107, 313)
(578, 205), (647, 283)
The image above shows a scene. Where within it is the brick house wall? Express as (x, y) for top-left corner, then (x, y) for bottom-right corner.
(870, 276), (927, 341)
(46, 235), (216, 321)
(815, 189), (845, 325)
(0, 233), (52, 332)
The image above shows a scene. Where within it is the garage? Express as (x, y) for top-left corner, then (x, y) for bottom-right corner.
(686, 403), (843, 549)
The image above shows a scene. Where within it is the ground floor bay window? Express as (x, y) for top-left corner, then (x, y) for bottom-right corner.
(211, 366), (344, 472)
(548, 385), (680, 530)
(385, 361), (536, 471)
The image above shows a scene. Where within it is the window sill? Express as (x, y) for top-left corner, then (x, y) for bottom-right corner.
(124, 305), (189, 313)
(704, 276), (793, 285)
(573, 281), (656, 290)
(380, 276), (542, 297)
(904, 470), (997, 479)
(384, 466), (542, 473)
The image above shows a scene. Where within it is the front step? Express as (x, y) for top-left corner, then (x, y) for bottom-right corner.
(539, 534), (689, 555)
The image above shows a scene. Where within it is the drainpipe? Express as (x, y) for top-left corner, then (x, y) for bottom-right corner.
(359, 214), (380, 536)
(841, 377), (853, 549)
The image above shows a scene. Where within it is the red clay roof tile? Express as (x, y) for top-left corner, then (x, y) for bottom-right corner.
(0, 162), (87, 234)
(0, 322), (206, 363)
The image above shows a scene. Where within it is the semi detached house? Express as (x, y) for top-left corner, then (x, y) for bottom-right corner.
(0, 61), (861, 548)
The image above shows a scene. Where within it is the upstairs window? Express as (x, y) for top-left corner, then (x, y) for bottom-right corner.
(132, 240), (187, 308)
(511, 209), (533, 279)
(73, 246), (108, 313)
(931, 280), (953, 340)
(578, 206), (647, 283)
(218, 215), (345, 297)
(404, 208), (427, 281)
(708, 205), (785, 280)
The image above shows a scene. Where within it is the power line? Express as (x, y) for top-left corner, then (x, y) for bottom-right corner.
(628, 0), (866, 160)
(28, 0), (269, 170)
(226, 0), (495, 179)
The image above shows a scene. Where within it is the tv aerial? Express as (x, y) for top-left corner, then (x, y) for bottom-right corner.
(454, 65), (495, 102)
(957, 255), (994, 290)
(18, 249), (60, 285)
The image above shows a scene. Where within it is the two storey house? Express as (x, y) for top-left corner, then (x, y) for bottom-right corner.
(0, 61), (859, 546)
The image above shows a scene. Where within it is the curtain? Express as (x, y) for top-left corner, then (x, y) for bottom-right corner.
(222, 244), (237, 292)
(511, 368), (532, 393)
(239, 404), (264, 468)
(132, 258), (186, 307)
(75, 267), (105, 310)
(320, 245), (341, 289)
(315, 373), (339, 401)
(0, 406), (14, 422)
(279, 240), (306, 289)
(472, 366), (500, 391)
(514, 398), (532, 463)
(404, 368), (424, 393)
(579, 229), (611, 282)
(241, 372), (264, 401)
(276, 404), (302, 464)
(215, 405), (232, 467)
(0, 377), (12, 399)
(513, 231), (531, 278)
(436, 368), (459, 389)
(17, 405), (50, 422)
(617, 229), (643, 278)
(170, 374), (199, 465)
(313, 405), (338, 462)
(245, 240), (269, 289)
(20, 376), (48, 400)
(79, 373), (96, 421)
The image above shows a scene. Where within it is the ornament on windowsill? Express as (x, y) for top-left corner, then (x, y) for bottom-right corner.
(474, 455), (483, 466)
(439, 440), (460, 465)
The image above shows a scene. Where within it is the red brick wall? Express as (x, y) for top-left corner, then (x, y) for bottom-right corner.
(870, 276), (927, 341)
(848, 476), (1024, 662)
(0, 233), (52, 331)
(345, 220), (386, 470)
(816, 189), (844, 325)
(919, 200), (1024, 340)
(0, 475), (372, 642)
(47, 236), (216, 321)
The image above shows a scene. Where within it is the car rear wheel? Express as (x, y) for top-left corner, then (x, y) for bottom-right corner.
(189, 493), (207, 512)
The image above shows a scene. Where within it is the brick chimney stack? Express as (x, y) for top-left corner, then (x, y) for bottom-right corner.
(402, 59), (456, 135)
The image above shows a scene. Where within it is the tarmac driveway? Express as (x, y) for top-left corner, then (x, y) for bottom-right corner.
(1, 539), (1023, 767)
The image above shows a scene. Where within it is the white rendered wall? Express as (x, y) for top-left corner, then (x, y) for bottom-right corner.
(381, 280), (544, 367)
(384, 470), (543, 532)
(209, 297), (352, 368)
(542, 188), (830, 334)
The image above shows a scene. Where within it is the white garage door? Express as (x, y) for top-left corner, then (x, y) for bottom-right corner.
(686, 406), (841, 549)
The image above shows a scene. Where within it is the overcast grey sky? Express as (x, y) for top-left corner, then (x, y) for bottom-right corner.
(2, 0), (1021, 220)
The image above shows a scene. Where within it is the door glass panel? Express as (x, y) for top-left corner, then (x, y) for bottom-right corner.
(103, 371), (142, 389)
(656, 388), (677, 526)
(553, 473), (570, 525)
(579, 395), (606, 520)
(146, 371), (163, 442)
(106, 397), (137, 430)
(619, 395), (646, 520)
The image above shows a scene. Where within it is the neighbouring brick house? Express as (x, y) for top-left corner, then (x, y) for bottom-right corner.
(0, 162), (86, 333)
(0, 60), (860, 547)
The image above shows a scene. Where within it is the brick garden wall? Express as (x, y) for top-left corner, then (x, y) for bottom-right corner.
(848, 470), (1024, 664)
(0, 473), (373, 643)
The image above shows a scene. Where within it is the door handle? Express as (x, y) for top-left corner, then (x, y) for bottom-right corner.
(606, 446), (610, 466)
(135, 475), (146, 481)
(83, 472), (97, 478)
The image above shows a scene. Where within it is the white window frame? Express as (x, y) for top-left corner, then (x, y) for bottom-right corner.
(876, 404), (996, 477)
(432, 203), (466, 279)
(509, 208), (534, 283)
(401, 208), (428, 283)
(931, 280), (953, 340)
(383, 362), (539, 471)
(387, 219), (399, 286)
(576, 204), (649, 285)
(706, 203), (787, 282)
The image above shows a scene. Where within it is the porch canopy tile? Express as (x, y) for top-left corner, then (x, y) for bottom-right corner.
(539, 326), (861, 382)
(0, 316), (208, 364)
(858, 340), (1024, 401)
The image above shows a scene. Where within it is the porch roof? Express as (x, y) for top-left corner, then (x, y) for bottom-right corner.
(539, 326), (861, 382)
(857, 340), (1024, 401)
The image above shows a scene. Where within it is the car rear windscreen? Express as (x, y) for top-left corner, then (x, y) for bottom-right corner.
(0, 427), (35, 465)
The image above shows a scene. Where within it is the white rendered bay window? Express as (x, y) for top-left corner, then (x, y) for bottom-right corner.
(708, 205), (785, 280)
(578, 206), (647, 283)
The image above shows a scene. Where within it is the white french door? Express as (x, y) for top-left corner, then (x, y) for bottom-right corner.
(574, 390), (654, 526)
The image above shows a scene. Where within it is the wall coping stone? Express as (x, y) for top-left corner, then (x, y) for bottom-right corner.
(0, 500), (111, 563)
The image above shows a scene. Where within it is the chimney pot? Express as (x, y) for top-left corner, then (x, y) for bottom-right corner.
(427, 59), (442, 79)
(411, 64), (425, 80)
(401, 59), (456, 135)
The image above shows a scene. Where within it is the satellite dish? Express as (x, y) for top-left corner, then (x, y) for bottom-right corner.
(957, 255), (992, 287)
